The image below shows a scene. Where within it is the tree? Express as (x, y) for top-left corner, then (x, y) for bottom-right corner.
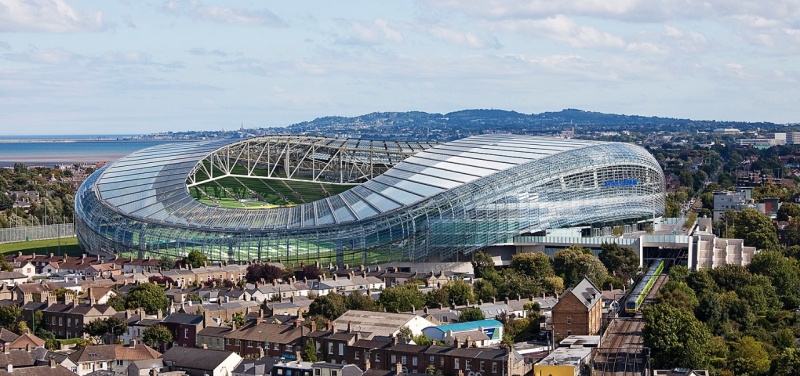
(142, 324), (172, 349)
(301, 338), (318, 362)
(472, 251), (495, 278)
(542, 276), (564, 296)
(0, 258), (13, 272)
(473, 280), (498, 303)
(125, 282), (170, 315)
(778, 202), (800, 221)
(442, 280), (474, 306)
(734, 208), (780, 251)
(378, 284), (425, 313)
(344, 290), (377, 311)
(730, 336), (770, 376)
(107, 292), (126, 311)
(185, 250), (208, 269)
(553, 245), (608, 287)
(308, 293), (347, 321)
(0, 305), (21, 328)
(397, 326), (413, 340)
(230, 312), (245, 328)
(643, 303), (711, 369)
(510, 252), (553, 281)
(668, 265), (689, 284)
(52, 287), (76, 300)
(748, 249), (800, 309)
(772, 348), (800, 376)
(159, 256), (175, 271)
(598, 243), (639, 286)
(414, 333), (433, 346)
(655, 281), (698, 312)
(299, 265), (321, 280)
(458, 307), (485, 322)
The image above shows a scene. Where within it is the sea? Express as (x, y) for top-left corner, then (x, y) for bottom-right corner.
(0, 135), (191, 167)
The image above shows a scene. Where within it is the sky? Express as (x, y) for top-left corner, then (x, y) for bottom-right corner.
(1, 0), (799, 135)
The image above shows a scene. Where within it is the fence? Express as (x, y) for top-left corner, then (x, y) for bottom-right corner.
(0, 223), (75, 244)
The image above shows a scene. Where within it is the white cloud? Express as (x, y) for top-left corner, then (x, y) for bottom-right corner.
(414, 24), (501, 49)
(427, 0), (800, 23)
(337, 18), (404, 45)
(3, 48), (78, 64)
(0, 0), (105, 33)
(495, 15), (626, 49)
(188, 47), (241, 57)
(0, 40), (9, 51)
(163, 1), (287, 27)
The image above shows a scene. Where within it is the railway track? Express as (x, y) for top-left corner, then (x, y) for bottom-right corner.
(644, 275), (669, 303)
(594, 318), (645, 376)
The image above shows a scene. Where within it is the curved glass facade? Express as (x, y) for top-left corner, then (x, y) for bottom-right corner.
(75, 134), (666, 265)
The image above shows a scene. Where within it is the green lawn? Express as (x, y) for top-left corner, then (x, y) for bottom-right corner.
(0, 237), (82, 255)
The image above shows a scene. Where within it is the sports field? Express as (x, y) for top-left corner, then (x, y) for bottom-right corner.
(190, 163), (356, 208)
(0, 237), (81, 255)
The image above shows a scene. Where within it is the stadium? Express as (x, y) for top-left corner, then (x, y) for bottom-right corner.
(74, 134), (666, 265)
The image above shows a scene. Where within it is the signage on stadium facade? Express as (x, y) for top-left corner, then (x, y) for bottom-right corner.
(604, 179), (638, 187)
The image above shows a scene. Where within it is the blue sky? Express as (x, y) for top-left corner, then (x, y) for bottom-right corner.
(1, 0), (799, 135)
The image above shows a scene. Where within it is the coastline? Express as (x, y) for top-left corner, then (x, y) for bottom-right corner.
(0, 155), (122, 167)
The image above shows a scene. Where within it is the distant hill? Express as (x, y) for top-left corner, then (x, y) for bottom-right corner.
(286, 109), (777, 141)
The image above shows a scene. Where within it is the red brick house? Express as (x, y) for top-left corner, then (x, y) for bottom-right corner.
(552, 276), (603, 341)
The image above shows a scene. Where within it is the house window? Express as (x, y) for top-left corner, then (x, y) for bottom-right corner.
(328, 342), (333, 354)
(82, 364), (91, 370)
(454, 358), (459, 369)
(58, 317), (62, 326)
(248, 341), (252, 348)
(332, 372), (337, 376)
(401, 356), (406, 365)
(480, 361), (485, 372)
(412, 357), (417, 366)
(354, 352), (360, 360)
(274, 343), (280, 351)
(567, 316), (572, 324)
(492, 363), (497, 373)
(439, 357), (444, 367)
(429, 356), (434, 363)
(465, 359), (471, 371)
(184, 329), (189, 339)
(226, 338), (232, 345)
(391, 355), (396, 364)
(117, 360), (124, 366)
(567, 330), (572, 336)
(314, 370), (320, 376)
(67, 319), (70, 327)
(375, 353), (380, 363)
(338, 343), (344, 356)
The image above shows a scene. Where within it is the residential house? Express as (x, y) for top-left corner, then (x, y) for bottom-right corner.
(0, 361), (77, 376)
(35, 292), (117, 339)
(270, 361), (312, 376)
(160, 314), (205, 350)
(11, 262), (36, 280)
(37, 351), (78, 374)
(69, 343), (161, 376)
(263, 296), (312, 317)
(311, 363), (362, 376)
(7, 332), (45, 351)
(80, 287), (117, 305)
(332, 310), (432, 339)
(0, 350), (36, 369)
(162, 347), (242, 376)
(0, 272), (29, 286)
(114, 257), (161, 274)
(0, 328), (19, 352)
(421, 319), (504, 347)
(552, 277), (603, 340)
(533, 346), (592, 376)
(196, 326), (231, 351)
(222, 319), (306, 359)
(231, 358), (276, 376)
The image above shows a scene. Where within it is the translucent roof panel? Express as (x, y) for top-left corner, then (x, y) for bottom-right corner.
(92, 134), (606, 231)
